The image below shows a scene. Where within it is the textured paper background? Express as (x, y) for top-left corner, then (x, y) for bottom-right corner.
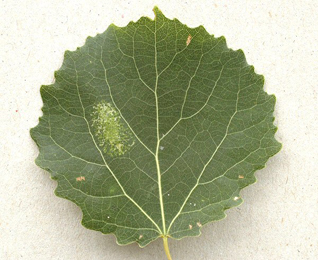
(1, 1), (317, 259)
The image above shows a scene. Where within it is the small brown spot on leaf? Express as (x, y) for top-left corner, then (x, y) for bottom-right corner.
(76, 176), (85, 181)
(189, 224), (193, 230)
(186, 35), (192, 46)
(139, 234), (143, 239)
(238, 175), (244, 179)
(197, 222), (202, 228)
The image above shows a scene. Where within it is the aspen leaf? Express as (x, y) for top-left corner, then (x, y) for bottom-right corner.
(31, 7), (281, 259)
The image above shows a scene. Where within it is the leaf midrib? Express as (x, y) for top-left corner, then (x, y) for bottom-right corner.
(154, 15), (167, 236)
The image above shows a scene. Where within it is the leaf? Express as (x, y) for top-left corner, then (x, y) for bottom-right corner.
(30, 7), (281, 258)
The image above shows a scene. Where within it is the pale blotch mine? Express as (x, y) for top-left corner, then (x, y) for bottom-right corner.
(91, 102), (134, 156)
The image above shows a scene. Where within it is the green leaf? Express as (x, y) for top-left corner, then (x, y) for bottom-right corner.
(30, 6), (281, 258)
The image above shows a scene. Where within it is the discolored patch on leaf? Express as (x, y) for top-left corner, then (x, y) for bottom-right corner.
(186, 35), (192, 46)
(76, 176), (86, 181)
(91, 102), (135, 156)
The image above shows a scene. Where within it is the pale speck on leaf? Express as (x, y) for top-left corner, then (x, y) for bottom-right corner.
(186, 35), (192, 46)
(76, 176), (85, 181)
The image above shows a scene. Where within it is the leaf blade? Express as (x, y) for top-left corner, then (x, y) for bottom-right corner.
(31, 7), (281, 248)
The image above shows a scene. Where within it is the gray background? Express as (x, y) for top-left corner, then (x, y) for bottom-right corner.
(1, 0), (317, 259)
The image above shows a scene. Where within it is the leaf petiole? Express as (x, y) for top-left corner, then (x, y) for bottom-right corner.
(163, 236), (172, 260)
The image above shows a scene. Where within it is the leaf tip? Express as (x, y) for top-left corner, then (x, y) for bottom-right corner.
(153, 6), (163, 17)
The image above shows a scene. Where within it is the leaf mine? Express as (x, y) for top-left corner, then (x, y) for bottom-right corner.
(91, 101), (135, 156)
